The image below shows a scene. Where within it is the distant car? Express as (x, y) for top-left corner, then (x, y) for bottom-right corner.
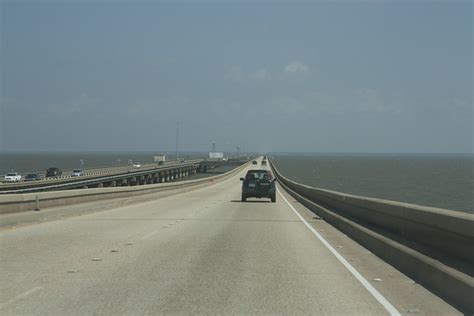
(46, 167), (62, 178)
(4, 172), (22, 182)
(133, 164), (141, 168)
(240, 169), (276, 202)
(71, 169), (83, 177)
(252, 160), (258, 165)
(261, 160), (267, 165)
(158, 161), (165, 165)
(24, 173), (40, 181)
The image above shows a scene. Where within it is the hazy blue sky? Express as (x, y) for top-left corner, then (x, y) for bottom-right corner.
(1, 1), (472, 153)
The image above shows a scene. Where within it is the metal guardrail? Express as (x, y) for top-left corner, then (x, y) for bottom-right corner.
(0, 161), (185, 184)
(0, 160), (203, 194)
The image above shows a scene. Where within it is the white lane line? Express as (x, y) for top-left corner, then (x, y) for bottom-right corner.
(0, 286), (43, 310)
(141, 230), (159, 240)
(277, 187), (401, 316)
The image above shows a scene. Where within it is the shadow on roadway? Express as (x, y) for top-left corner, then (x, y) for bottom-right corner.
(230, 200), (271, 203)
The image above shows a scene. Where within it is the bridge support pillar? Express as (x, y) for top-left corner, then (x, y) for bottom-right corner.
(110, 181), (116, 187)
(97, 183), (103, 188)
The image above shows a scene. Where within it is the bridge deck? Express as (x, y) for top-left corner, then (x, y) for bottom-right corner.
(0, 161), (460, 314)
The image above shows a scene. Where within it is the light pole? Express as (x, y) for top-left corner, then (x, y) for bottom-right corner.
(176, 121), (179, 162)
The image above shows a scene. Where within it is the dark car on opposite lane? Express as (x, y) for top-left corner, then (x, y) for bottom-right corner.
(240, 169), (276, 202)
(46, 167), (62, 178)
(24, 173), (41, 181)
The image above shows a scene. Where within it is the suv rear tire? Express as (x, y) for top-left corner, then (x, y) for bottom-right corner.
(271, 195), (276, 203)
(241, 194), (247, 202)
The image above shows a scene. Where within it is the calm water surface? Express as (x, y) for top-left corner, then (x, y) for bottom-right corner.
(271, 154), (473, 213)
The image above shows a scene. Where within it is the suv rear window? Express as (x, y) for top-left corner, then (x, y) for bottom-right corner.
(246, 170), (272, 180)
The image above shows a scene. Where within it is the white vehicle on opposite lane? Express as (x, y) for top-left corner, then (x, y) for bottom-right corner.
(4, 172), (22, 182)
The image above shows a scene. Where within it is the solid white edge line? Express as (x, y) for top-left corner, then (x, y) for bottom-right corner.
(277, 187), (401, 316)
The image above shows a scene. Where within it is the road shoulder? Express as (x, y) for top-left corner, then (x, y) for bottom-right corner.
(277, 185), (461, 316)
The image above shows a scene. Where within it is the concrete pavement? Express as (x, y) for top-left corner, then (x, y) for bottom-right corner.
(0, 161), (460, 315)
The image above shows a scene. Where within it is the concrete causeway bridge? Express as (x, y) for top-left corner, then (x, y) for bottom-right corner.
(0, 158), (248, 194)
(0, 161), (203, 193)
(0, 157), (472, 315)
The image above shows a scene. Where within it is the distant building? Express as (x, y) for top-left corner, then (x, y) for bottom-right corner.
(153, 154), (166, 163)
(209, 152), (224, 159)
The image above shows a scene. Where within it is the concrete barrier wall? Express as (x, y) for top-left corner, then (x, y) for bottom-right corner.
(270, 160), (474, 314)
(0, 161), (250, 215)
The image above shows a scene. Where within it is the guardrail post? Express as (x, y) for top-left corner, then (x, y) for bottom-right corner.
(34, 195), (40, 211)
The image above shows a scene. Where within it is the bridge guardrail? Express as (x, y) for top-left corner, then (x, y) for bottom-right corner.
(0, 160), (203, 192)
(0, 161), (190, 185)
(270, 159), (474, 314)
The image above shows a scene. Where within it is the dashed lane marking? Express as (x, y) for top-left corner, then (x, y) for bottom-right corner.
(141, 230), (160, 240)
(0, 286), (43, 310)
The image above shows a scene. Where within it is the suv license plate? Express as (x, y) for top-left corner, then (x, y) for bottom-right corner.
(248, 183), (255, 188)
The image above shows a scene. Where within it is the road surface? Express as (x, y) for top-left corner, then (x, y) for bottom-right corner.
(0, 161), (460, 315)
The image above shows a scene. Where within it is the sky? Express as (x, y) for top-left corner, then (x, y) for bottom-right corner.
(1, 0), (472, 154)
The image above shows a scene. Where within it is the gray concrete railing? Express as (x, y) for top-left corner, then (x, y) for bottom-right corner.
(270, 159), (474, 314)
(0, 160), (200, 186)
(0, 160), (204, 193)
(0, 160), (250, 215)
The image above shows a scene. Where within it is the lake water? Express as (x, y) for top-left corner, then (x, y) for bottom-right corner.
(271, 154), (473, 214)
